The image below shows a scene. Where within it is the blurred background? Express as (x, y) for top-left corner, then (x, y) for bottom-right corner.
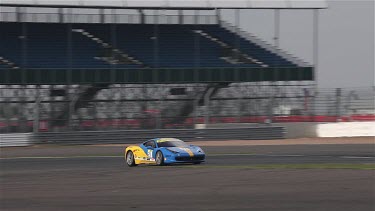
(0, 0), (373, 133)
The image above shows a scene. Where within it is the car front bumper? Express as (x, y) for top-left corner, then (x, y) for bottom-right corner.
(165, 154), (205, 164)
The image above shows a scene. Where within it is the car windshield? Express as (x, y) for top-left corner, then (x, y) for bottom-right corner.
(157, 139), (188, 148)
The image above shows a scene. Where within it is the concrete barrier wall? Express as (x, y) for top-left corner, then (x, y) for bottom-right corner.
(0, 133), (33, 147)
(276, 122), (375, 138)
(276, 123), (317, 139)
(316, 122), (375, 137)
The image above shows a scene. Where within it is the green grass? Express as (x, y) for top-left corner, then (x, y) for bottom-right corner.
(182, 163), (375, 170)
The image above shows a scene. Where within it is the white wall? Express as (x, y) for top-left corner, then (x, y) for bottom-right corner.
(207, 122), (375, 138)
(317, 122), (375, 137)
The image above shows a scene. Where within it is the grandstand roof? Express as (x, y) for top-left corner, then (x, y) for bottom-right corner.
(0, 0), (328, 10)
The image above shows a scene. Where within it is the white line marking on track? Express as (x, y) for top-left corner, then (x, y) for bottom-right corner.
(340, 156), (374, 159)
(210, 154), (375, 159)
(209, 154), (306, 157)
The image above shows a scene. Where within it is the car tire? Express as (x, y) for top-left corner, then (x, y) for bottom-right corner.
(126, 151), (137, 167)
(193, 162), (202, 165)
(155, 151), (165, 166)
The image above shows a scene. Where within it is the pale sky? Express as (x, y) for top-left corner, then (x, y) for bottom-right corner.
(222, 0), (374, 88)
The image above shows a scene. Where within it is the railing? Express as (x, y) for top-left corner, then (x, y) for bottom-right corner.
(0, 67), (313, 84)
(0, 85), (373, 133)
(0, 12), (218, 25)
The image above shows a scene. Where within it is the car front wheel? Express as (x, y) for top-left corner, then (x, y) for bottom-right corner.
(126, 151), (137, 167)
(155, 151), (164, 166)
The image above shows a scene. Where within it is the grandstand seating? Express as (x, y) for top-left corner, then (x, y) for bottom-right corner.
(0, 62), (10, 68)
(0, 55), (18, 68)
(0, 22), (301, 69)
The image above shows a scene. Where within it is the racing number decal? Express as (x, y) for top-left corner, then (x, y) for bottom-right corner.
(147, 149), (153, 159)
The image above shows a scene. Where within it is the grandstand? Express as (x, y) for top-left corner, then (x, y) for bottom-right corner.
(0, 1), (321, 84)
(0, 22), (314, 84)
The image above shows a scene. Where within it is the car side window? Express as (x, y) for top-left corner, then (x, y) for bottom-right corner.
(144, 141), (155, 148)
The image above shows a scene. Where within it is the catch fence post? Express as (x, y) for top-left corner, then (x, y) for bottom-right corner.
(266, 93), (274, 124)
(33, 86), (40, 133)
(335, 88), (342, 121)
(204, 89), (213, 125)
(237, 86), (242, 123)
(311, 88), (317, 122)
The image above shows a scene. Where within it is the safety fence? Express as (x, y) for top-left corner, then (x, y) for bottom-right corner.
(0, 85), (374, 133)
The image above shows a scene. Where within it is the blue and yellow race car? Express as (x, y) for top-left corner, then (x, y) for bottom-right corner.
(125, 138), (205, 166)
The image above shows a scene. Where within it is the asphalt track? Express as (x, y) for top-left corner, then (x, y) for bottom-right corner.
(1, 144), (375, 211)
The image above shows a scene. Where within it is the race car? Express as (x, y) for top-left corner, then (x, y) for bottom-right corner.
(125, 138), (205, 166)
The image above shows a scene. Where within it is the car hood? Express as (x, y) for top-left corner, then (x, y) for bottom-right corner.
(165, 146), (204, 154)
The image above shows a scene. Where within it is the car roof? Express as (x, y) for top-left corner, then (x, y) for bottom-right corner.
(142, 138), (184, 144)
(153, 138), (183, 143)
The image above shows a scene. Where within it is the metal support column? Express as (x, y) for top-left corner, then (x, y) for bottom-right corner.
(194, 10), (200, 82)
(16, 7), (21, 22)
(100, 8), (105, 23)
(216, 9), (221, 25)
(110, 9), (117, 83)
(67, 8), (73, 85)
(178, 10), (183, 24)
(274, 9), (280, 48)
(234, 9), (240, 81)
(59, 8), (64, 23)
(153, 10), (160, 82)
(311, 10), (320, 121)
(193, 9), (201, 126)
(313, 9), (320, 87)
(21, 12), (27, 83)
(273, 9), (280, 84)
(139, 9), (145, 24)
(67, 22), (72, 84)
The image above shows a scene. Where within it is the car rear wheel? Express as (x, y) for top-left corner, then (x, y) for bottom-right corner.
(126, 151), (137, 167)
(155, 151), (164, 166)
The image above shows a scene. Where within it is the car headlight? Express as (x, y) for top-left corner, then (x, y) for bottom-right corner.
(197, 147), (204, 153)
